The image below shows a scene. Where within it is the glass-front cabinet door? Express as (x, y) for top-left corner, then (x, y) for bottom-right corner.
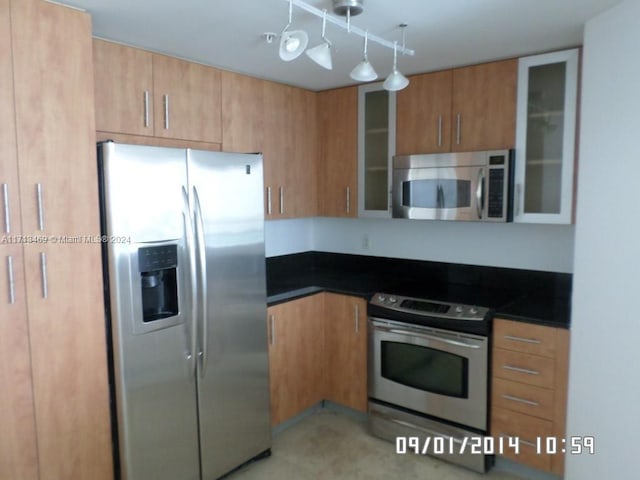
(358, 82), (396, 217)
(514, 49), (579, 224)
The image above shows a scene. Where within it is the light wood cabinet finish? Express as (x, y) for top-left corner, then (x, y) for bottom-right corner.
(152, 53), (222, 143)
(221, 71), (264, 153)
(317, 87), (358, 217)
(324, 293), (367, 412)
(397, 70), (453, 155)
(491, 318), (569, 476)
(93, 39), (154, 136)
(451, 59), (517, 151)
(9, 1), (113, 478)
(96, 131), (221, 151)
(267, 294), (325, 426)
(93, 40), (222, 144)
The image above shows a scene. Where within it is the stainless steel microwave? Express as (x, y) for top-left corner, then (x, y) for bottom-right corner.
(392, 150), (514, 221)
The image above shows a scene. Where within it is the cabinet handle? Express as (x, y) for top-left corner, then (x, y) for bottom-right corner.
(502, 364), (540, 376)
(354, 304), (359, 333)
(2, 183), (10, 234)
(269, 315), (275, 346)
(346, 187), (351, 214)
(36, 183), (44, 231)
(143, 90), (150, 128)
(163, 94), (169, 129)
(6, 255), (15, 305)
(501, 394), (539, 407)
(455, 114), (461, 145)
(437, 115), (443, 147)
(503, 334), (541, 345)
(266, 187), (272, 215)
(40, 252), (48, 299)
(279, 187), (284, 215)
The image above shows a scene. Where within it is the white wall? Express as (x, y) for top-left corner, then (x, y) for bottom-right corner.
(566, 1), (640, 478)
(266, 217), (575, 273)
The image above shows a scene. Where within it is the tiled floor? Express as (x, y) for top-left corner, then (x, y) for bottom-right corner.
(231, 410), (526, 480)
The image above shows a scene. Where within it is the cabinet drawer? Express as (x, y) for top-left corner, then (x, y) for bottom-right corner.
(492, 378), (554, 420)
(491, 406), (553, 472)
(493, 319), (557, 358)
(492, 348), (555, 388)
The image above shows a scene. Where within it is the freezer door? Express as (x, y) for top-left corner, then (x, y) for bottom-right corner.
(99, 143), (200, 480)
(187, 150), (271, 479)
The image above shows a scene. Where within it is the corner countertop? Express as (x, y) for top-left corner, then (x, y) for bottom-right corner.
(266, 252), (572, 329)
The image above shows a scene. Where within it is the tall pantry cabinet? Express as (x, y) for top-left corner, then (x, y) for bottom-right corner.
(0, 1), (113, 479)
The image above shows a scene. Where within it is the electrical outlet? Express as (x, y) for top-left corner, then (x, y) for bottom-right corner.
(362, 233), (370, 250)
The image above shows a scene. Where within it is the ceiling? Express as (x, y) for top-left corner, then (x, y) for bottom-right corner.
(59, 0), (620, 92)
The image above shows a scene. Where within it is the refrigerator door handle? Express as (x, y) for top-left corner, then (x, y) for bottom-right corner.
(193, 186), (208, 377)
(182, 186), (198, 376)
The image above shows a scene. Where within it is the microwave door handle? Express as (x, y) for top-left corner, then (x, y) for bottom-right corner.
(476, 168), (484, 219)
(437, 184), (443, 209)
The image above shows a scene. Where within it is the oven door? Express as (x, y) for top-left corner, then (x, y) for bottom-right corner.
(392, 165), (485, 221)
(368, 318), (488, 431)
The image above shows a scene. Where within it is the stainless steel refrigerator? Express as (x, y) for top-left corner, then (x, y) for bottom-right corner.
(97, 142), (271, 480)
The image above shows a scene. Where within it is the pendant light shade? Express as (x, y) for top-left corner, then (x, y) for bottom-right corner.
(305, 10), (332, 70)
(279, 0), (308, 61)
(383, 41), (409, 91)
(279, 30), (309, 61)
(350, 31), (377, 81)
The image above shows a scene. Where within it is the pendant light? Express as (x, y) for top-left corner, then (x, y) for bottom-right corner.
(383, 41), (409, 91)
(279, 0), (308, 61)
(305, 10), (332, 70)
(350, 31), (377, 81)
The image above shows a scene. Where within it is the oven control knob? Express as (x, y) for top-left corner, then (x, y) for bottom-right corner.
(389, 297), (397, 304)
(455, 306), (464, 314)
(377, 294), (387, 303)
(469, 307), (479, 315)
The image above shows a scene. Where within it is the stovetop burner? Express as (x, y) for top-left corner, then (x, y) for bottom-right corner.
(368, 292), (492, 335)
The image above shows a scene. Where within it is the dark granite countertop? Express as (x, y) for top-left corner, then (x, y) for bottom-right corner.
(267, 252), (571, 329)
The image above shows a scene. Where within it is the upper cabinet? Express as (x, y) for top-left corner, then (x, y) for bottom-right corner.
(514, 49), (579, 224)
(93, 39), (222, 144)
(451, 59), (517, 152)
(396, 59), (517, 155)
(358, 82), (396, 218)
(396, 70), (452, 154)
(317, 87), (358, 217)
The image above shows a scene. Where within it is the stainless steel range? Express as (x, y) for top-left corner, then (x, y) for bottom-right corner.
(368, 292), (492, 473)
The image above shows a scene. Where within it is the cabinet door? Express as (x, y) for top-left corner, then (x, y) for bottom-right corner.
(397, 70), (452, 154)
(221, 71), (265, 153)
(267, 295), (324, 426)
(514, 49), (579, 224)
(262, 81), (291, 219)
(324, 293), (367, 412)
(358, 82), (396, 217)
(11, 1), (113, 479)
(93, 39), (154, 136)
(289, 87), (317, 218)
(317, 87), (358, 217)
(152, 53), (222, 143)
(451, 59), (517, 152)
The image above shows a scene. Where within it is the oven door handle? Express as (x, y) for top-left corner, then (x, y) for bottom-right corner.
(370, 409), (465, 445)
(382, 327), (482, 349)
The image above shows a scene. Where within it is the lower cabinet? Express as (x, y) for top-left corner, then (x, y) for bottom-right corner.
(267, 292), (367, 426)
(491, 318), (570, 476)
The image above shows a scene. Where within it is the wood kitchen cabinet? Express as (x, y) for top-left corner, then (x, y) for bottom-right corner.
(1, 1), (113, 479)
(396, 70), (453, 155)
(323, 293), (367, 412)
(396, 59), (516, 154)
(317, 87), (358, 217)
(267, 294), (325, 426)
(491, 318), (570, 476)
(451, 59), (517, 151)
(221, 71), (265, 154)
(93, 39), (222, 144)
